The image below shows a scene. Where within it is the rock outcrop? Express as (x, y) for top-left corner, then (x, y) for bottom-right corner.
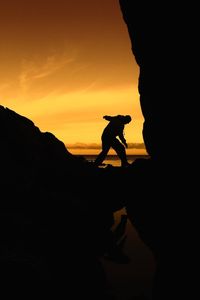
(119, 1), (191, 299)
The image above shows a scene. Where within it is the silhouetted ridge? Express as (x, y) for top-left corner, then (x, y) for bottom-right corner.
(0, 105), (72, 162)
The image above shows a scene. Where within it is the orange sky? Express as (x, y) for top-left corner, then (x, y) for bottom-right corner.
(0, 0), (144, 145)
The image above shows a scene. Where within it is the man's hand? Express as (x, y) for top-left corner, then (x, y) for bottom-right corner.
(124, 142), (128, 148)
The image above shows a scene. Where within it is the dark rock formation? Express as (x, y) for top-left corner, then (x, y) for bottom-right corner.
(0, 105), (114, 298)
(119, 1), (192, 299)
(119, 1), (190, 163)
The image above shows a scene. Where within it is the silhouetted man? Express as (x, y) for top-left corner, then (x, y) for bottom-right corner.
(94, 115), (132, 167)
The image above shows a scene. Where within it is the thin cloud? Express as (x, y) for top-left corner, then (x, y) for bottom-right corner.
(32, 57), (75, 80)
(78, 81), (98, 94)
(66, 142), (145, 149)
(128, 143), (146, 149)
(19, 54), (75, 94)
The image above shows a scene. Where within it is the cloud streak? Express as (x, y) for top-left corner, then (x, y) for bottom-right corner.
(66, 142), (145, 149)
(19, 53), (75, 94)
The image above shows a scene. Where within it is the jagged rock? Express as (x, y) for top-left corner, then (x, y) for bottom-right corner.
(119, 1), (191, 298)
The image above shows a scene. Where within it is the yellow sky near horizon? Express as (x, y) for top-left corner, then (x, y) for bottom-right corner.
(0, 0), (144, 145)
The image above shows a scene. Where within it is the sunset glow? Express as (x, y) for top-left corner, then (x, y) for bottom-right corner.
(0, 0), (144, 146)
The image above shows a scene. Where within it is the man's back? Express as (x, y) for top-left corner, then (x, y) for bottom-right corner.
(102, 115), (125, 139)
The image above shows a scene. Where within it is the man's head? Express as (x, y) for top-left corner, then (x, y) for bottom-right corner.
(123, 115), (132, 124)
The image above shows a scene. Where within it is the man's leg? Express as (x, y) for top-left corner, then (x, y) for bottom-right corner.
(112, 139), (129, 167)
(94, 141), (110, 166)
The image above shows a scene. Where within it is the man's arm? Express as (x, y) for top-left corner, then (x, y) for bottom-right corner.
(103, 115), (112, 121)
(118, 131), (128, 148)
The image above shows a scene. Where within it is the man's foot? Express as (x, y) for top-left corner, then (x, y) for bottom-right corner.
(92, 160), (105, 166)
